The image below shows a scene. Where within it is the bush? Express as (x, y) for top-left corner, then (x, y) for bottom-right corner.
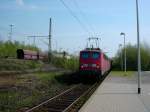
(112, 43), (150, 71)
(51, 56), (79, 71)
(0, 41), (39, 58)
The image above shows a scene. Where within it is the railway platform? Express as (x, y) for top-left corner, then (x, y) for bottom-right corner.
(80, 71), (150, 112)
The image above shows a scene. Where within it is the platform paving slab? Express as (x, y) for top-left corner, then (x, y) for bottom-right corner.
(79, 72), (150, 112)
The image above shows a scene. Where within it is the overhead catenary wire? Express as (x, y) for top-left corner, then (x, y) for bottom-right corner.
(72, 0), (95, 35)
(59, 0), (91, 35)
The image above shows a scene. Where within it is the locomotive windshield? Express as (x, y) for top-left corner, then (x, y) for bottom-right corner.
(81, 52), (89, 59)
(81, 51), (100, 59)
(92, 52), (100, 59)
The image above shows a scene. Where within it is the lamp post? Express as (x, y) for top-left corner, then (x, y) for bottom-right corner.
(119, 44), (123, 71)
(136, 0), (141, 94)
(120, 32), (126, 73)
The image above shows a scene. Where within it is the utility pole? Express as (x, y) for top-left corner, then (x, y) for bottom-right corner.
(9, 24), (14, 41)
(48, 18), (52, 62)
(136, 0), (141, 94)
(27, 18), (52, 63)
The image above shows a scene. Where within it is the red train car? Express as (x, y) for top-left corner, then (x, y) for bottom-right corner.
(79, 48), (111, 80)
(17, 49), (47, 60)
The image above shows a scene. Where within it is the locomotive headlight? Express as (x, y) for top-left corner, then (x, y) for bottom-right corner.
(96, 65), (100, 68)
(81, 64), (88, 68)
(92, 64), (97, 67)
(81, 65), (84, 68)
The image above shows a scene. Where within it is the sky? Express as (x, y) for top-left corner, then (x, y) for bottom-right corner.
(0, 0), (150, 57)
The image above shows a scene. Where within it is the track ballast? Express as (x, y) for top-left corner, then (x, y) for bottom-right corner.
(25, 71), (109, 112)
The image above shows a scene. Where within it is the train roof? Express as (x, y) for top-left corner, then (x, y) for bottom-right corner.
(80, 48), (101, 52)
(80, 50), (101, 53)
(17, 49), (38, 55)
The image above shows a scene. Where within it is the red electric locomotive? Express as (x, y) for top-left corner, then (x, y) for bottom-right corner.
(79, 38), (111, 80)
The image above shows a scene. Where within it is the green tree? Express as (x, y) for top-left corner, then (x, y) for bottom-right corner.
(113, 43), (150, 71)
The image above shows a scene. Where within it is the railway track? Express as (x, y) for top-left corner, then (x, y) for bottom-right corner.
(24, 72), (109, 112)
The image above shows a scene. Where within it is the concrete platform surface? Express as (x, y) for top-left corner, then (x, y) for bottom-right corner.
(80, 72), (150, 112)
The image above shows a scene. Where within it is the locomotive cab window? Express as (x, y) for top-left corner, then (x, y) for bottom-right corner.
(81, 52), (89, 59)
(92, 52), (100, 59)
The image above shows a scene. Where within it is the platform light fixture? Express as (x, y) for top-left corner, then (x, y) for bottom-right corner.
(119, 44), (123, 71)
(120, 32), (126, 73)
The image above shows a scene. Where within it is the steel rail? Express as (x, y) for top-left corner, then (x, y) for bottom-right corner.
(25, 85), (78, 112)
(62, 83), (97, 112)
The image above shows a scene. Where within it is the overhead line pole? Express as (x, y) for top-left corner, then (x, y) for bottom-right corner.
(9, 24), (14, 42)
(49, 18), (52, 62)
(27, 18), (52, 63)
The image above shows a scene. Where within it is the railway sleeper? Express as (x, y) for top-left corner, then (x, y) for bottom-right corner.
(45, 108), (64, 112)
(46, 103), (71, 107)
(55, 99), (75, 102)
(44, 107), (67, 111)
(47, 102), (71, 105)
(51, 99), (76, 104)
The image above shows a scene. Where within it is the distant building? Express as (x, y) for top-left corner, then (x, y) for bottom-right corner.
(52, 51), (71, 59)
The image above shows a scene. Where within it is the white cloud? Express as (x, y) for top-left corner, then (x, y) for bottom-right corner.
(15, 0), (40, 10)
(0, 0), (45, 11)
(16, 0), (24, 6)
(29, 5), (38, 9)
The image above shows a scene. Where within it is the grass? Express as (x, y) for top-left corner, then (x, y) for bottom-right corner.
(0, 59), (43, 71)
(35, 72), (60, 82)
(110, 71), (135, 77)
(0, 72), (74, 112)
